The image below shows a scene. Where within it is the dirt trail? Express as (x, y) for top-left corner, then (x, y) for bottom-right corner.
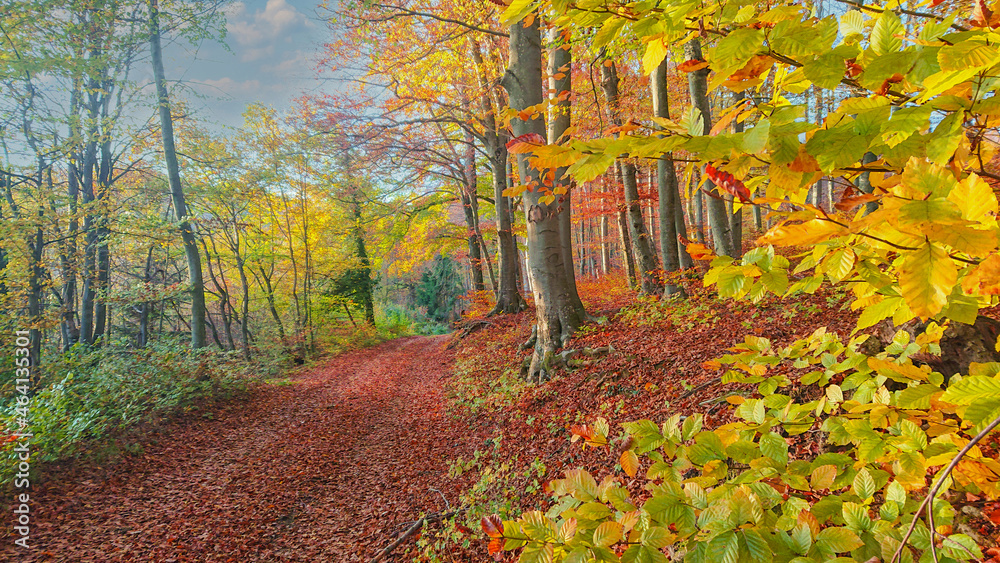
(4, 336), (477, 562)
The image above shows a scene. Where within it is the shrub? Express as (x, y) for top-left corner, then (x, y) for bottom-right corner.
(0, 340), (250, 488)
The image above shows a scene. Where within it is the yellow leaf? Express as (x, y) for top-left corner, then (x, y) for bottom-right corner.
(899, 242), (958, 319)
(642, 37), (669, 75)
(920, 223), (997, 257)
(948, 173), (999, 225)
(503, 184), (529, 197)
(867, 357), (931, 382)
(820, 248), (856, 283)
(757, 219), (847, 247)
(620, 450), (640, 478)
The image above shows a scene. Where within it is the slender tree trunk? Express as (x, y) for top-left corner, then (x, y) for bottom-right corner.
(601, 58), (660, 294)
(149, 0), (206, 348)
(686, 39), (736, 257)
(730, 90), (745, 258)
(615, 197), (637, 286)
(503, 13), (584, 382)
(460, 188), (485, 292)
(600, 212), (611, 275)
(651, 57), (690, 296)
(694, 175), (706, 244)
(547, 27), (587, 315)
(257, 265), (286, 341)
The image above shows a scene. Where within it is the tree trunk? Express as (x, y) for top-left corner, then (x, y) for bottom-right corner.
(616, 198), (636, 287)
(149, 0), (206, 349)
(503, 14), (584, 382)
(257, 265), (286, 342)
(601, 58), (661, 294)
(651, 57), (690, 297)
(686, 39), (736, 257)
(730, 90), (745, 258)
(547, 27), (587, 315)
(600, 213), (611, 275)
(460, 188), (485, 292)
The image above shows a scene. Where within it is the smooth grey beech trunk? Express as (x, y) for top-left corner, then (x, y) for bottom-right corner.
(149, 0), (207, 348)
(547, 27), (586, 317)
(651, 57), (691, 297)
(601, 58), (661, 294)
(686, 39), (737, 258)
(470, 39), (525, 314)
(503, 15), (584, 383)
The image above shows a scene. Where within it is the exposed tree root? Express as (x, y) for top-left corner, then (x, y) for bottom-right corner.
(519, 344), (614, 382)
(370, 509), (461, 563)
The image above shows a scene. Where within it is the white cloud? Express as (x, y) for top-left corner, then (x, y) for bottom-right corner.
(227, 0), (311, 58)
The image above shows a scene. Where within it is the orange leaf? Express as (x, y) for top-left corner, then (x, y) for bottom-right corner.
(481, 515), (503, 538)
(488, 537), (504, 555)
(620, 449), (640, 478)
(685, 242), (716, 261)
(677, 59), (709, 73)
(729, 55), (774, 81)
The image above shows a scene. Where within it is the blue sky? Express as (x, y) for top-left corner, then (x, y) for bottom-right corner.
(169, 0), (330, 130)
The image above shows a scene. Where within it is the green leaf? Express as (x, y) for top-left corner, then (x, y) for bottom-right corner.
(886, 480), (906, 505)
(577, 501), (612, 520)
(942, 376), (1000, 404)
(842, 502), (872, 532)
(741, 529), (772, 562)
(856, 296), (904, 331)
(938, 42), (999, 72)
(926, 111), (965, 165)
(790, 523), (812, 555)
(803, 52), (847, 90)
(760, 432), (789, 464)
(870, 10), (903, 56)
(880, 105), (933, 147)
(710, 530), (740, 563)
(641, 526), (672, 549)
(964, 396), (1000, 433)
(682, 413), (703, 441)
(897, 384), (941, 409)
(815, 527), (864, 553)
(806, 124), (868, 172)
(592, 521), (623, 548)
(940, 533), (983, 561)
(852, 467), (876, 500)
(743, 119), (771, 154)
(712, 27), (764, 71)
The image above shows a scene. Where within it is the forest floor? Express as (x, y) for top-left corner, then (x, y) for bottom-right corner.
(6, 276), (1000, 562)
(1, 336), (488, 562)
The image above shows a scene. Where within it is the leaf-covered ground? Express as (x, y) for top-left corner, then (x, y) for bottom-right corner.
(1, 336), (488, 562)
(6, 279), (1000, 562)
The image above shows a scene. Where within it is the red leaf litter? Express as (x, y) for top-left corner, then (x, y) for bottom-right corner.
(1, 336), (487, 562)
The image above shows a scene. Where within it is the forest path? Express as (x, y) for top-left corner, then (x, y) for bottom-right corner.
(7, 336), (478, 562)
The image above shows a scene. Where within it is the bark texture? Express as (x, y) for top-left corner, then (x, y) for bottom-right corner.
(503, 15), (584, 383)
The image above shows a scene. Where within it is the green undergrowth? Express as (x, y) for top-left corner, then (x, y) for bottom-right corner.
(0, 339), (262, 489)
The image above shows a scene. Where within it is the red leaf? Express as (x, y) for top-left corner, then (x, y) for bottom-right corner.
(835, 192), (880, 212)
(705, 163), (752, 203)
(972, 0), (994, 26)
(481, 515), (504, 538)
(505, 132), (545, 152)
